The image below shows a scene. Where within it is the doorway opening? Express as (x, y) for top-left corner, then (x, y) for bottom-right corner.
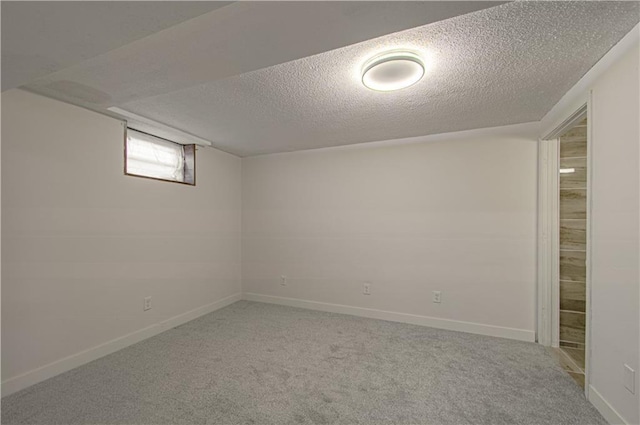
(538, 105), (590, 393)
(556, 116), (588, 388)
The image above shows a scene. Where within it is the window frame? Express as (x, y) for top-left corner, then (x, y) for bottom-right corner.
(124, 127), (196, 186)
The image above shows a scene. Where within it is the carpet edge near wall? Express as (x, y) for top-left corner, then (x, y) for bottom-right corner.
(2, 291), (536, 398)
(1, 293), (243, 397)
(242, 293), (536, 342)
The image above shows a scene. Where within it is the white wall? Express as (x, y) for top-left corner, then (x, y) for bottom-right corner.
(242, 124), (538, 340)
(541, 29), (639, 424)
(1, 89), (242, 394)
(590, 43), (639, 425)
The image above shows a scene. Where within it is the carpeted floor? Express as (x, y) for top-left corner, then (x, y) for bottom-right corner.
(2, 301), (605, 424)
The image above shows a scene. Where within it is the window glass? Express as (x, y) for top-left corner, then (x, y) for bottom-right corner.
(125, 129), (194, 185)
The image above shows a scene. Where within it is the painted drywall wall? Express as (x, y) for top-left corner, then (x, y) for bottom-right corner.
(589, 42), (639, 424)
(1, 89), (242, 393)
(540, 27), (639, 423)
(242, 123), (538, 339)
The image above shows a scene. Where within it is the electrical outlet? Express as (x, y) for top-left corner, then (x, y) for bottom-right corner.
(280, 275), (287, 286)
(363, 282), (371, 295)
(432, 291), (442, 303)
(143, 296), (152, 311)
(624, 364), (635, 394)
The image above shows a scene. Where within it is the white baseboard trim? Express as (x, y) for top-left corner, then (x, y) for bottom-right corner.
(588, 385), (629, 425)
(1, 292), (242, 397)
(243, 293), (535, 342)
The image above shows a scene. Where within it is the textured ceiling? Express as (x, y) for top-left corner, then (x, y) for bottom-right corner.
(13, 1), (506, 151)
(120, 1), (640, 156)
(8, 1), (640, 156)
(1, 1), (231, 90)
(23, 2), (500, 106)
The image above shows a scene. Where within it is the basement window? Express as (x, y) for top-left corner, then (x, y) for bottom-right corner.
(125, 129), (195, 185)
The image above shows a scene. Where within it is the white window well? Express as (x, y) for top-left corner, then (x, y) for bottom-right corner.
(125, 129), (195, 185)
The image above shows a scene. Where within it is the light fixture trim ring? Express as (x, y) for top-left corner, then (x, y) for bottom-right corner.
(361, 50), (425, 92)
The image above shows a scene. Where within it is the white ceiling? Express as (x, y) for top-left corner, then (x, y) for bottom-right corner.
(1, 1), (231, 90)
(4, 1), (639, 156)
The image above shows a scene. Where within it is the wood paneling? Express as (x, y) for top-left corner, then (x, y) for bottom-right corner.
(560, 311), (586, 344)
(563, 347), (585, 371)
(560, 189), (587, 219)
(560, 280), (586, 312)
(560, 341), (585, 349)
(558, 119), (587, 361)
(560, 220), (586, 250)
(560, 250), (586, 282)
(560, 126), (587, 158)
(559, 157), (587, 189)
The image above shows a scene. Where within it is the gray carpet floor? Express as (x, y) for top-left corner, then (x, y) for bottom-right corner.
(2, 301), (605, 424)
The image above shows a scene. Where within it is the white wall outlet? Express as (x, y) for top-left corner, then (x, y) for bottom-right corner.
(143, 296), (152, 311)
(363, 282), (371, 295)
(433, 291), (442, 303)
(280, 275), (287, 286)
(624, 364), (635, 394)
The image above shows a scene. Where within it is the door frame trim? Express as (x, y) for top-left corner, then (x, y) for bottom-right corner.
(538, 101), (590, 398)
(537, 137), (559, 347)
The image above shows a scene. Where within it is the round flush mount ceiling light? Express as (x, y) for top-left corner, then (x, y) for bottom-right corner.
(361, 51), (425, 92)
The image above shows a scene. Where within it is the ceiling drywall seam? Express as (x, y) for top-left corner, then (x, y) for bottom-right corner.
(15, 88), (242, 160)
(1, 2), (233, 91)
(116, 1), (638, 156)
